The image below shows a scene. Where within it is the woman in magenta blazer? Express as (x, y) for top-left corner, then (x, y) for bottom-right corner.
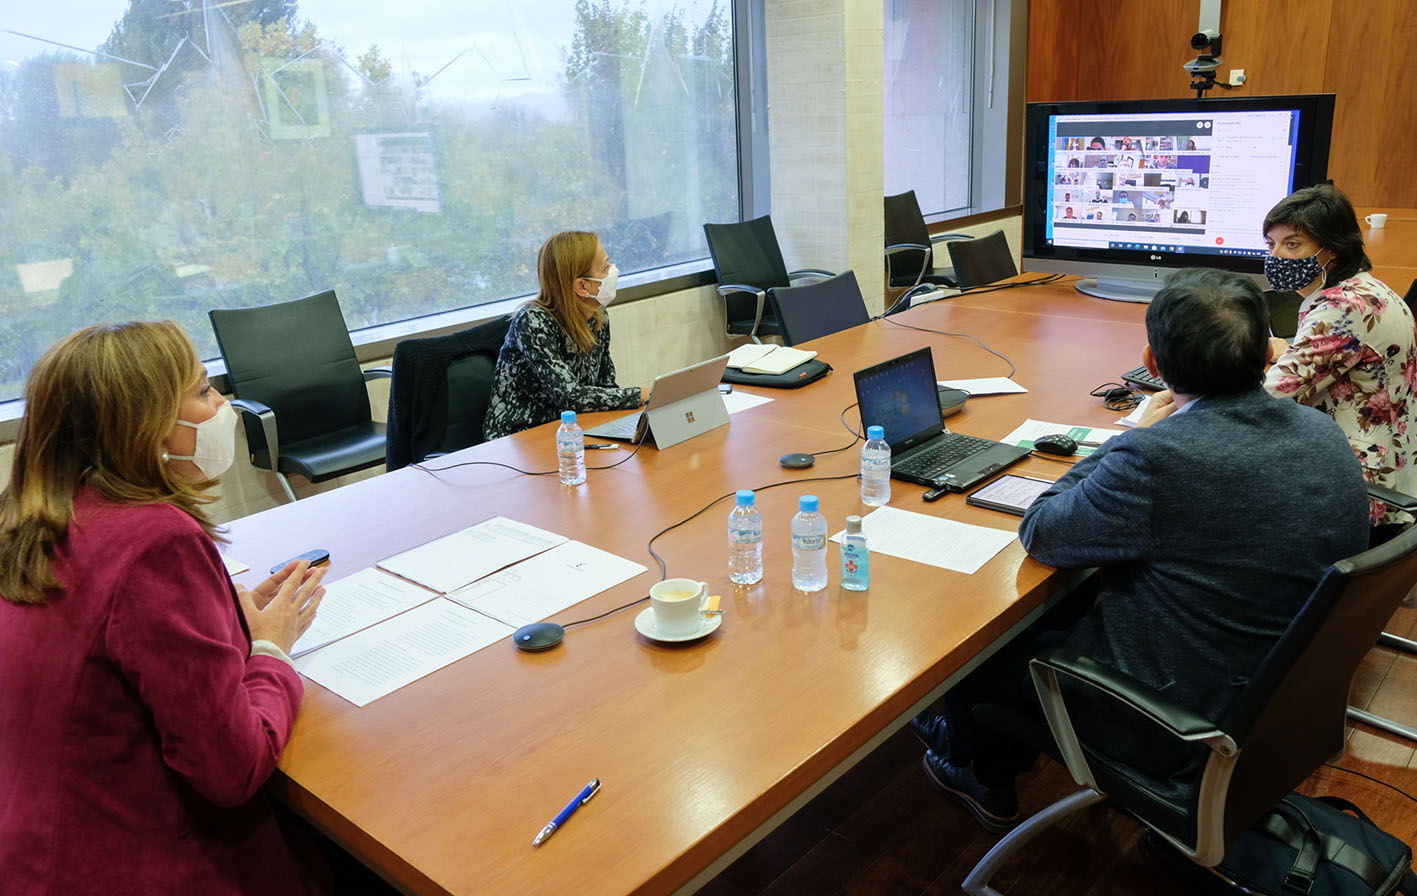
(0, 322), (329, 894)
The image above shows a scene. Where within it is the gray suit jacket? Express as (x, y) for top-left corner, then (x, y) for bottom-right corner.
(1020, 386), (1369, 730)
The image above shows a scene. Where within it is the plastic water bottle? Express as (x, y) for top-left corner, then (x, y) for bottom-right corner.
(840, 515), (870, 591)
(791, 495), (828, 592)
(728, 489), (764, 585)
(861, 425), (891, 506)
(556, 410), (586, 486)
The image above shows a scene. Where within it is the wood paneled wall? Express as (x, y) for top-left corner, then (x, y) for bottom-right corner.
(1025, 0), (1417, 207)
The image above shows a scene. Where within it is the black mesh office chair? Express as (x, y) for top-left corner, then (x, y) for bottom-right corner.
(1346, 484), (1417, 744)
(947, 229), (1019, 289)
(961, 522), (1417, 895)
(209, 290), (390, 503)
(385, 315), (512, 471)
(883, 190), (968, 293)
(768, 270), (872, 346)
(703, 215), (834, 342)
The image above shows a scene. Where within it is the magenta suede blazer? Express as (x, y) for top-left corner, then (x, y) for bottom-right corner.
(0, 488), (325, 895)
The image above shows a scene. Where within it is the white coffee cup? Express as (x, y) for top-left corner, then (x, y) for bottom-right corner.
(649, 579), (708, 636)
(1366, 213), (1388, 229)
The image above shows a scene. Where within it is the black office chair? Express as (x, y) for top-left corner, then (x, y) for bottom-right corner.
(703, 215), (835, 343)
(385, 315), (512, 471)
(883, 190), (969, 293)
(962, 521), (1417, 896)
(768, 270), (871, 346)
(1346, 484), (1417, 744)
(947, 229), (1019, 289)
(209, 290), (390, 503)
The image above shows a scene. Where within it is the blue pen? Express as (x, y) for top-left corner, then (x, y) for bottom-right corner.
(532, 778), (601, 847)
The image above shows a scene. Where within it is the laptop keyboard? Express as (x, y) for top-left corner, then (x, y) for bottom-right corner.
(1121, 365), (1165, 391)
(895, 433), (993, 478)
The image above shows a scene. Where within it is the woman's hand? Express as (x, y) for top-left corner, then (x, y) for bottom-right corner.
(237, 560), (326, 655)
(1267, 336), (1290, 364)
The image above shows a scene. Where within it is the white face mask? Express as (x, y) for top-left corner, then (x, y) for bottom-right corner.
(584, 263), (619, 307)
(166, 400), (237, 479)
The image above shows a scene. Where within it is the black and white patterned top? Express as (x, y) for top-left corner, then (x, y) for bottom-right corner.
(483, 304), (641, 440)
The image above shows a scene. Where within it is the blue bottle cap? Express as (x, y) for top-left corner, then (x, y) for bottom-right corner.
(867, 425), (884, 441)
(561, 410), (577, 424)
(736, 489), (755, 505)
(799, 495), (819, 512)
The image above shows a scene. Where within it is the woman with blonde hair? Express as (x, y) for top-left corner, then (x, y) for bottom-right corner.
(483, 231), (642, 439)
(0, 321), (330, 894)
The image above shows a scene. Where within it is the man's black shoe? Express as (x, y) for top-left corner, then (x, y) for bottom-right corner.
(909, 711), (951, 756)
(921, 750), (1019, 833)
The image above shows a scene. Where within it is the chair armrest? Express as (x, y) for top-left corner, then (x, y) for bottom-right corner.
(1033, 646), (1228, 744)
(885, 242), (930, 256)
(716, 283), (767, 298)
(228, 398), (281, 472)
(787, 268), (836, 280)
(363, 366), (393, 382)
(1367, 483), (1417, 513)
(930, 232), (970, 244)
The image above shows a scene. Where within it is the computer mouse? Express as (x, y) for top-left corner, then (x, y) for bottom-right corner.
(780, 452), (816, 469)
(513, 622), (565, 652)
(1033, 434), (1078, 456)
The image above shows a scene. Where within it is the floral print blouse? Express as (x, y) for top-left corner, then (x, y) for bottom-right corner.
(482, 303), (641, 440)
(1264, 271), (1417, 525)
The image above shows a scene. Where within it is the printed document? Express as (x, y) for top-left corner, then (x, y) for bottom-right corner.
(377, 516), (567, 594)
(829, 506), (1016, 575)
(1001, 419), (1125, 457)
(938, 377), (1028, 396)
(291, 567), (438, 658)
(295, 599), (514, 707)
(446, 540), (647, 627)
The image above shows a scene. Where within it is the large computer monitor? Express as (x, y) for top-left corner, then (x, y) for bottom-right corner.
(1022, 94), (1335, 302)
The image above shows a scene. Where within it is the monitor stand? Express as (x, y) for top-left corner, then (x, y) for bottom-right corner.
(1075, 277), (1161, 303)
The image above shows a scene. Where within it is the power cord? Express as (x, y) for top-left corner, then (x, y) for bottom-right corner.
(880, 316), (1018, 378)
(1089, 382), (1143, 411)
(1321, 762), (1417, 807)
(412, 438), (646, 477)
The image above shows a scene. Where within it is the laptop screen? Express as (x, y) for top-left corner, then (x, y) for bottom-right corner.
(853, 348), (943, 452)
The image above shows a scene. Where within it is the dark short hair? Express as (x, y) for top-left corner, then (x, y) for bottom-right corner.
(1146, 269), (1269, 396)
(1262, 184), (1371, 284)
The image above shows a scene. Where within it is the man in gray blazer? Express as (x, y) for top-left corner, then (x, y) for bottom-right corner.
(916, 268), (1370, 832)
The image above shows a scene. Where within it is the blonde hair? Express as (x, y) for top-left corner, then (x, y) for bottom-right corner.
(533, 231), (607, 355)
(0, 321), (220, 605)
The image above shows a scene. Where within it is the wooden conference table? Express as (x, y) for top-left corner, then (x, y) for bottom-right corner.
(224, 283), (1160, 895)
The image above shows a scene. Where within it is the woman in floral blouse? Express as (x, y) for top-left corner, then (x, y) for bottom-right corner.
(483, 231), (642, 440)
(1262, 185), (1417, 535)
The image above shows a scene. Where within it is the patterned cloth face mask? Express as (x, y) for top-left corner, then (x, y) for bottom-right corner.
(1264, 251), (1326, 292)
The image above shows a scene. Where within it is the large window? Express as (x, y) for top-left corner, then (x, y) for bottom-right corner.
(883, 0), (1012, 219)
(0, 0), (739, 402)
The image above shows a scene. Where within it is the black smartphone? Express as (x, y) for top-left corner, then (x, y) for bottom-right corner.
(269, 549), (330, 575)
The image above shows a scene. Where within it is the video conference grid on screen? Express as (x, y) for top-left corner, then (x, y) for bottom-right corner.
(1045, 110), (1300, 259)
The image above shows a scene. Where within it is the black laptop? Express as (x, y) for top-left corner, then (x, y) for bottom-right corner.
(853, 347), (1030, 492)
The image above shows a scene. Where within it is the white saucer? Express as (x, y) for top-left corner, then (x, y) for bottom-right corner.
(634, 607), (722, 643)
